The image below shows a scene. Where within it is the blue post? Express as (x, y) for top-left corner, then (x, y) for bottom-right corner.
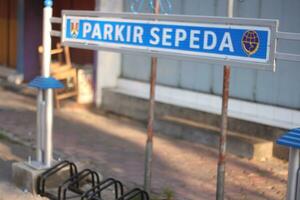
(277, 128), (300, 200)
(44, 0), (53, 7)
(42, 0), (54, 167)
(28, 77), (63, 169)
(26, 0), (61, 169)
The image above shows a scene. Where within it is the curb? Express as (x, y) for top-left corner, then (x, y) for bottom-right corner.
(0, 129), (63, 161)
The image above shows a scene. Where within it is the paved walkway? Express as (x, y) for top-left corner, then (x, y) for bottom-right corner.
(0, 86), (288, 200)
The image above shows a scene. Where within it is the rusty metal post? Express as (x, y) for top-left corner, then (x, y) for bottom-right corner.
(227, 0), (234, 18)
(216, 2), (233, 199)
(144, 0), (160, 194)
(144, 57), (157, 193)
(216, 65), (231, 200)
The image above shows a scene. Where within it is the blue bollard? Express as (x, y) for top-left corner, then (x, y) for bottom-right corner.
(277, 128), (300, 200)
(28, 76), (63, 169)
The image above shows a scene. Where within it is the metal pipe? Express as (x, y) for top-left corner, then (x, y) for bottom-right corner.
(216, 2), (233, 199)
(42, 3), (52, 77)
(50, 17), (62, 24)
(154, 0), (160, 14)
(36, 90), (43, 162)
(227, 0), (234, 18)
(286, 148), (300, 200)
(45, 89), (53, 167)
(50, 30), (61, 37)
(144, 57), (157, 193)
(41, 98), (46, 163)
(43, 0), (53, 167)
(216, 65), (231, 200)
(275, 52), (300, 62)
(277, 31), (300, 41)
(296, 163), (300, 200)
(144, 0), (159, 194)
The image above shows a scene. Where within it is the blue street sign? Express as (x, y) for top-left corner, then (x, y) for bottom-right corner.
(61, 12), (278, 70)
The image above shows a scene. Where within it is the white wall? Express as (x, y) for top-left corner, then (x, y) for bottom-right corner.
(94, 0), (123, 107)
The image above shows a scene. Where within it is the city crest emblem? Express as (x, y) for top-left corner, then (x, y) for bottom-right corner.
(242, 30), (260, 56)
(70, 19), (79, 38)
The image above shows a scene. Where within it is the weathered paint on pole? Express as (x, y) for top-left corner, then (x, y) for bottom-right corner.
(216, 65), (231, 200)
(144, 0), (160, 194)
(227, 0), (234, 18)
(43, 0), (53, 167)
(216, 0), (233, 199)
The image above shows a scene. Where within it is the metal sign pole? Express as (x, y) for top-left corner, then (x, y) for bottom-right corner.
(216, 65), (231, 200)
(36, 90), (43, 163)
(144, 0), (160, 194)
(43, 0), (53, 167)
(216, 1), (233, 199)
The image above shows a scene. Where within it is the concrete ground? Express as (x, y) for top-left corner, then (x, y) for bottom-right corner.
(0, 136), (46, 200)
(0, 85), (288, 200)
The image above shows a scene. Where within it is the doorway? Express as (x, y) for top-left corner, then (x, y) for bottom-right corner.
(0, 0), (17, 69)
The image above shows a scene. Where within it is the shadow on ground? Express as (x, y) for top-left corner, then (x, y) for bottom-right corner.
(0, 88), (287, 200)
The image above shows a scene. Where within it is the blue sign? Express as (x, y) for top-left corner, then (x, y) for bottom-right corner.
(62, 14), (276, 69)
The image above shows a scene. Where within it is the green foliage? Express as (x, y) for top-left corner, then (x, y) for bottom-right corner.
(0, 130), (21, 144)
(0, 131), (9, 140)
(151, 196), (160, 200)
(162, 187), (174, 200)
(150, 187), (175, 200)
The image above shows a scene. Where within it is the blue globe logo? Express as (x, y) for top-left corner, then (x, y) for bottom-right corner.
(242, 30), (260, 56)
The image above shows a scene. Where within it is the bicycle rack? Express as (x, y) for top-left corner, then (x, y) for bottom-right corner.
(82, 187), (149, 200)
(37, 160), (149, 200)
(57, 168), (100, 200)
(37, 160), (78, 199)
(81, 178), (124, 200)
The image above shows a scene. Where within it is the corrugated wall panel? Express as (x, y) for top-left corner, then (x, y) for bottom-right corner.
(122, 2), (150, 81)
(179, 0), (216, 93)
(121, 0), (300, 109)
(155, 0), (182, 87)
(122, 54), (151, 81)
(255, 0), (282, 106)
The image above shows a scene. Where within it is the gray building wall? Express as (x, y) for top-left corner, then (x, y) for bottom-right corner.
(121, 0), (300, 109)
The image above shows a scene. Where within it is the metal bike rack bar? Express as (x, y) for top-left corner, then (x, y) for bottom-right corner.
(37, 160), (149, 200)
(37, 160), (78, 198)
(57, 168), (100, 200)
(81, 178), (124, 200)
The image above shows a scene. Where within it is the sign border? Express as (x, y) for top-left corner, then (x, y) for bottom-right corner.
(61, 10), (278, 71)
